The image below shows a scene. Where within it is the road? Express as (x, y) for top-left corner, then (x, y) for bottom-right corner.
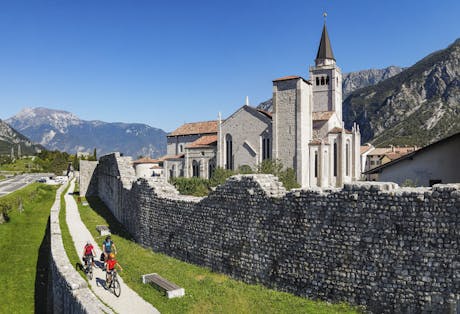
(0, 173), (53, 197)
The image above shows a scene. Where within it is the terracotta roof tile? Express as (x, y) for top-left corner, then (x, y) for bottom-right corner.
(360, 145), (374, 154)
(256, 108), (272, 119)
(185, 135), (218, 148)
(313, 111), (334, 121)
(158, 154), (185, 161)
(168, 120), (218, 137)
(133, 157), (159, 164)
(273, 75), (301, 82)
(329, 127), (352, 134)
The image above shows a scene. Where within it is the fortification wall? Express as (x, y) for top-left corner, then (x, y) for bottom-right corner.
(50, 184), (113, 313)
(92, 153), (460, 313)
(79, 160), (99, 197)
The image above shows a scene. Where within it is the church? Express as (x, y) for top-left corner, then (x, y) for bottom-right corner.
(161, 22), (361, 188)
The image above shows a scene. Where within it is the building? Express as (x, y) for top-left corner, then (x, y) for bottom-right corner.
(163, 120), (217, 180)
(132, 157), (163, 178)
(365, 132), (460, 186)
(162, 21), (362, 188)
(361, 144), (419, 180)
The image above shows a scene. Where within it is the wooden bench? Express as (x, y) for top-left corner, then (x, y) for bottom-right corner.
(96, 225), (111, 236)
(142, 273), (185, 298)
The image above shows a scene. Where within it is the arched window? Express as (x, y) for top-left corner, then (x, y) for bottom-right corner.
(316, 77), (319, 85)
(208, 160), (215, 179)
(192, 160), (200, 177)
(225, 134), (233, 170)
(314, 151), (318, 178)
(262, 136), (271, 160)
(333, 140), (338, 177)
(346, 141), (350, 176)
(321, 76), (325, 85)
(179, 144), (183, 153)
(170, 165), (175, 179)
(326, 76), (330, 85)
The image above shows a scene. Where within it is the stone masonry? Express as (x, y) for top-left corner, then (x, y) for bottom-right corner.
(83, 153), (460, 313)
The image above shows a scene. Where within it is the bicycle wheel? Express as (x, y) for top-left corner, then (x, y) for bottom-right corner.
(87, 266), (93, 280)
(112, 279), (121, 297)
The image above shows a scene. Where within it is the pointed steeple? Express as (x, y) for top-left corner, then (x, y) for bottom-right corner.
(315, 22), (335, 65)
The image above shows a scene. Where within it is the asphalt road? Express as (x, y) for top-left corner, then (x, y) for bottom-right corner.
(0, 173), (53, 197)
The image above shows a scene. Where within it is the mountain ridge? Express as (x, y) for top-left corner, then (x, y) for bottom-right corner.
(7, 108), (167, 158)
(343, 38), (460, 146)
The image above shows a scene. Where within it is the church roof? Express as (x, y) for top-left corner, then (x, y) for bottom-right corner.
(132, 157), (159, 164)
(185, 135), (218, 148)
(316, 23), (335, 62)
(312, 111), (334, 121)
(329, 127), (352, 134)
(168, 120), (218, 137)
(272, 76), (311, 84)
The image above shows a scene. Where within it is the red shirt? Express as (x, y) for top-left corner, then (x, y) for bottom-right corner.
(84, 244), (94, 255)
(107, 259), (117, 271)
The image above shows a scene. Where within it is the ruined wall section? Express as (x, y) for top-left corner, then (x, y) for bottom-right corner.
(95, 153), (460, 313)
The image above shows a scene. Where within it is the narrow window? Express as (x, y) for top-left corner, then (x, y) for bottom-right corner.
(321, 77), (325, 85)
(333, 141), (337, 177)
(225, 134), (233, 170)
(262, 137), (271, 160)
(346, 143), (350, 176)
(316, 77), (319, 85)
(179, 144), (183, 153)
(314, 151), (318, 178)
(326, 76), (330, 85)
(192, 160), (199, 177)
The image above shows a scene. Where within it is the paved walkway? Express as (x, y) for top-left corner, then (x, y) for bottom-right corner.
(65, 180), (160, 314)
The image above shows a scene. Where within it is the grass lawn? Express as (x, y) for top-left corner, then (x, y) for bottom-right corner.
(0, 157), (40, 173)
(0, 183), (58, 313)
(74, 191), (360, 314)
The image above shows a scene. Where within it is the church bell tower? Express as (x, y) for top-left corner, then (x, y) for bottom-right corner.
(309, 20), (343, 121)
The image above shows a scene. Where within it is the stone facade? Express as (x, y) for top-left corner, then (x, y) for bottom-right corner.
(85, 153), (460, 313)
(79, 160), (98, 196)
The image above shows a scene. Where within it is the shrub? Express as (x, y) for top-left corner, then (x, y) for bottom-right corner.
(0, 200), (13, 223)
(256, 159), (300, 190)
(170, 177), (210, 196)
(209, 167), (236, 187)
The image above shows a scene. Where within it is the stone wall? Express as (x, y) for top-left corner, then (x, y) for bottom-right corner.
(91, 153), (460, 313)
(50, 184), (113, 313)
(79, 160), (98, 196)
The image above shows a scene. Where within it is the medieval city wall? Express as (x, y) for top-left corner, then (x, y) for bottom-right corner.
(90, 153), (460, 313)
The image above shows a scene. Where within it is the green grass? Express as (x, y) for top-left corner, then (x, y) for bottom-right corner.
(59, 183), (87, 279)
(0, 157), (41, 173)
(74, 191), (359, 314)
(0, 183), (58, 313)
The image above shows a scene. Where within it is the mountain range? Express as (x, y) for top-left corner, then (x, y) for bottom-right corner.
(0, 119), (43, 156)
(6, 108), (167, 158)
(343, 38), (460, 146)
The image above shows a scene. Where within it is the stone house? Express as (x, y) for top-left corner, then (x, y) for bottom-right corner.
(365, 132), (460, 186)
(163, 121), (217, 180)
(132, 157), (163, 178)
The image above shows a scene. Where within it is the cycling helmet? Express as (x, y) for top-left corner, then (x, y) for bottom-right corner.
(109, 253), (115, 259)
(86, 240), (91, 245)
(106, 235), (111, 240)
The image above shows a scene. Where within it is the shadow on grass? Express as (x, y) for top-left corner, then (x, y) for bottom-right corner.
(86, 196), (134, 242)
(34, 217), (51, 313)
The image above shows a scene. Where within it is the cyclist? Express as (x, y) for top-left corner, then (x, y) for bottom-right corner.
(106, 253), (123, 286)
(82, 241), (95, 267)
(102, 235), (117, 263)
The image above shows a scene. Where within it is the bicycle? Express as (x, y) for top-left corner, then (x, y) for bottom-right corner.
(106, 269), (121, 297)
(82, 256), (93, 280)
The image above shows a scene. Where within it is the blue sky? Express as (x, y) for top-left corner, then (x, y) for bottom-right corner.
(0, 0), (459, 132)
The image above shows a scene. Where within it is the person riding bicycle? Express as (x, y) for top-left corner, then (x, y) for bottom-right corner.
(106, 253), (123, 286)
(82, 241), (95, 267)
(102, 235), (117, 263)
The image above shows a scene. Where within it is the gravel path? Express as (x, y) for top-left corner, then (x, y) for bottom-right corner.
(65, 180), (160, 314)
